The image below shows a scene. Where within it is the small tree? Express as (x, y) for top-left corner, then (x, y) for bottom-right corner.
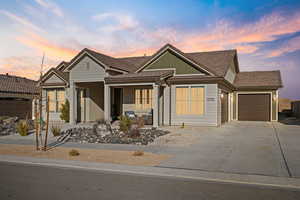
(60, 100), (70, 122)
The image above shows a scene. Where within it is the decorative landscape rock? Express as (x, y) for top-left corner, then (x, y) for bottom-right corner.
(0, 116), (34, 136)
(58, 124), (169, 145)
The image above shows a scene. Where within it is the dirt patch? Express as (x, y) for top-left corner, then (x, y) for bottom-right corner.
(0, 144), (170, 166)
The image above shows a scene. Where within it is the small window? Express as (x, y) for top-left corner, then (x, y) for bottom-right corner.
(46, 89), (66, 112)
(176, 86), (204, 115)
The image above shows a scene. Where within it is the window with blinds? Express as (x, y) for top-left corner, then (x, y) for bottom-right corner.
(46, 89), (66, 112)
(176, 86), (204, 115)
(135, 89), (153, 110)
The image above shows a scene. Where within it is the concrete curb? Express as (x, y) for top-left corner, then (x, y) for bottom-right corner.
(1, 155), (300, 190)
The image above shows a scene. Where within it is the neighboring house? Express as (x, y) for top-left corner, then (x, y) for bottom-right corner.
(0, 74), (38, 118)
(39, 44), (282, 127)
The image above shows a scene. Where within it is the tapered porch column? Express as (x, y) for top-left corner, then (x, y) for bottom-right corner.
(104, 84), (111, 122)
(153, 84), (159, 127)
(69, 81), (77, 124)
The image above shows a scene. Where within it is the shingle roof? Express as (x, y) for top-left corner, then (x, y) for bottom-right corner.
(0, 74), (38, 94)
(186, 50), (237, 77)
(84, 48), (132, 72)
(234, 70), (282, 89)
(82, 44), (237, 76)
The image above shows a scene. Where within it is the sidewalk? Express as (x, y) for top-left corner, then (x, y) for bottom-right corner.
(1, 154), (300, 190)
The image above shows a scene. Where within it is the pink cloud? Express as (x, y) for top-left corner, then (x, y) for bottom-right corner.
(267, 35), (300, 57)
(16, 32), (78, 61)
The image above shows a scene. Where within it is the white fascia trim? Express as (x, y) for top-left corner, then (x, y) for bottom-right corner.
(236, 91), (273, 121)
(136, 46), (215, 76)
(41, 70), (68, 86)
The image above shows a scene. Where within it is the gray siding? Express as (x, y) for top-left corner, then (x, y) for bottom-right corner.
(70, 56), (106, 82)
(44, 74), (64, 84)
(170, 84), (218, 126)
(224, 60), (236, 83)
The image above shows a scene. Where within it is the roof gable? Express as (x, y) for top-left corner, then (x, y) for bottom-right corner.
(136, 44), (216, 76)
(40, 68), (69, 86)
(144, 50), (205, 75)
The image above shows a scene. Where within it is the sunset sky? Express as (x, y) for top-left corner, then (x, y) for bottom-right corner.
(0, 0), (300, 99)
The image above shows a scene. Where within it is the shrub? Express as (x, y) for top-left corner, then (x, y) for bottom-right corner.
(136, 116), (145, 128)
(133, 150), (144, 156)
(17, 120), (29, 136)
(181, 122), (185, 128)
(60, 100), (70, 122)
(119, 115), (132, 133)
(51, 126), (61, 137)
(69, 149), (80, 156)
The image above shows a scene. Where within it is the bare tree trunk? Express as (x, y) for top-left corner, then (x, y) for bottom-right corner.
(34, 98), (39, 150)
(44, 96), (50, 151)
(38, 88), (43, 148)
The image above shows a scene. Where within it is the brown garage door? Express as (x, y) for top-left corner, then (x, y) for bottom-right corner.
(238, 94), (270, 121)
(221, 92), (228, 123)
(0, 98), (32, 119)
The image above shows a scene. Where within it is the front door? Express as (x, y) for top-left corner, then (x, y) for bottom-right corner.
(112, 88), (123, 120)
(77, 88), (86, 122)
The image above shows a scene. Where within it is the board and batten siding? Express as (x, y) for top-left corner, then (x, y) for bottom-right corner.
(145, 51), (203, 75)
(170, 84), (218, 126)
(69, 56), (107, 82)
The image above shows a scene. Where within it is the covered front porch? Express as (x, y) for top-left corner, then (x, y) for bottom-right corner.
(105, 83), (161, 127)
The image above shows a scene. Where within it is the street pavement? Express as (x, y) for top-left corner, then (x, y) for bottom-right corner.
(0, 161), (300, 200)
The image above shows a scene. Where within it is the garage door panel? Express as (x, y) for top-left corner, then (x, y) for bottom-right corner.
(238, 94), (270, 121)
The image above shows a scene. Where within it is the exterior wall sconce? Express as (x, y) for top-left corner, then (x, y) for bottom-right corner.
(273, 93), (277, 101)
(220, 93), (224, 98)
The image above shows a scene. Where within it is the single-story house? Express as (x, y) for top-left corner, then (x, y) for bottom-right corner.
(0, 73), (38, 119)
(39, 44), (283, 127)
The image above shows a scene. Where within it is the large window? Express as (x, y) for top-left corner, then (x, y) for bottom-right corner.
(176, 86), (204, 115)
(46, 89), (65, 112)
(135, 89), (153, 110)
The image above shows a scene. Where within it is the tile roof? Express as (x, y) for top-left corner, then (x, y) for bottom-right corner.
(234, 70), (282, 89)
(0, 74), (38, 94)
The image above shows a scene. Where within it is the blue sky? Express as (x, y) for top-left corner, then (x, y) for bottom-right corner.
(0, 0), (300, 99)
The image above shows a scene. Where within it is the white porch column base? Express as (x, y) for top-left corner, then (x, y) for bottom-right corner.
(153, 84), (159, 127)
(104, 84), (111, 122)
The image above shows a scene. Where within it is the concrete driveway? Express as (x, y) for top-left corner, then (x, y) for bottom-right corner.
(158, 121), (300, 178)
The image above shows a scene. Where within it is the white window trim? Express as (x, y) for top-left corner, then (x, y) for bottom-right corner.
(175, 85), (206, 116)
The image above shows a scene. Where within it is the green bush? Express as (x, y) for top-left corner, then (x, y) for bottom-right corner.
(17, 120), (29, 136)
(51, 126), (61, 137)
(69, 149), (80, 156)
(60, 100), (70, 122)
(119, 115), (132, 133)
